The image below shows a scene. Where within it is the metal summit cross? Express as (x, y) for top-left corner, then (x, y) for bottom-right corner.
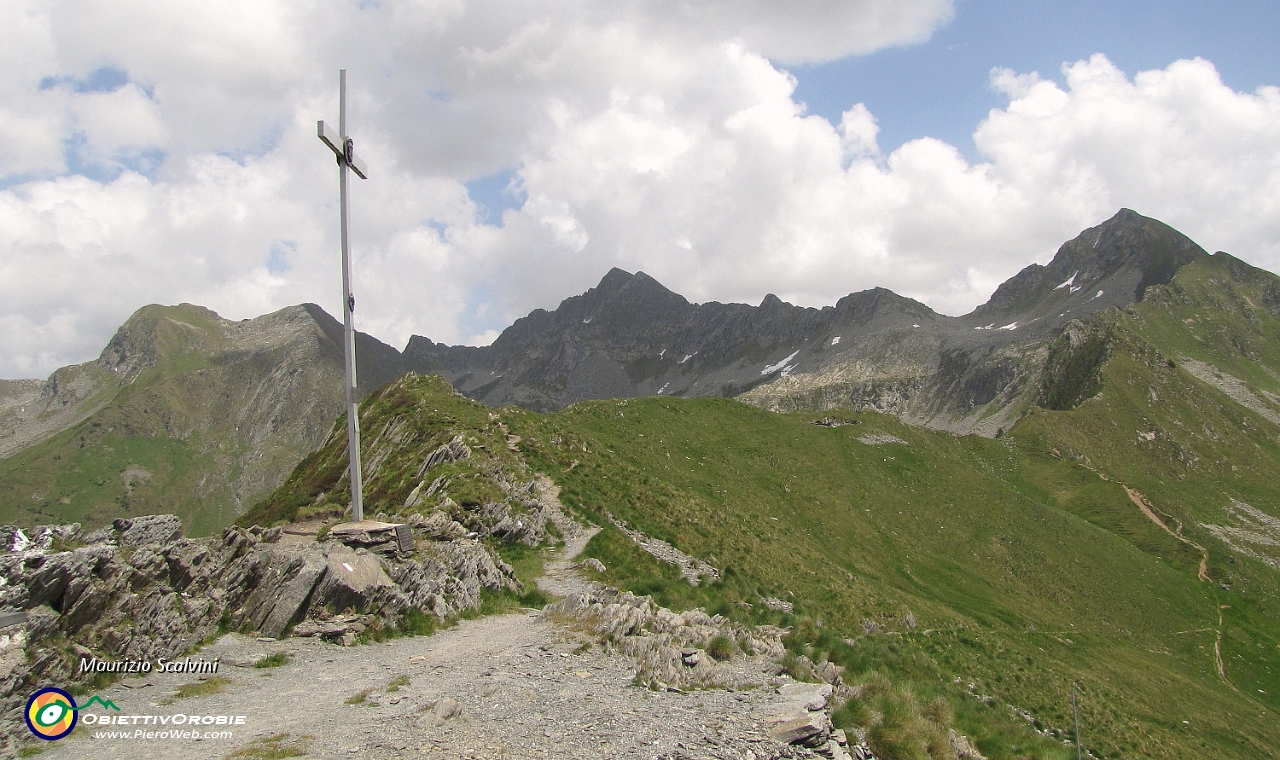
(318, 70), (369, 522)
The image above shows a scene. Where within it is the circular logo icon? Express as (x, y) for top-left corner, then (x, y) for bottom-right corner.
(25, 687), (77, 740)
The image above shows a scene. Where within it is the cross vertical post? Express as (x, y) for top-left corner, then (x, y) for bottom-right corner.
(318, 69), (369, 523)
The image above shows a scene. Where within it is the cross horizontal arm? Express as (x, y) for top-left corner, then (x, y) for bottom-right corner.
(317, 120), (342, 156)
(347, 150), (368, 180)
(317, 120), (369, 180)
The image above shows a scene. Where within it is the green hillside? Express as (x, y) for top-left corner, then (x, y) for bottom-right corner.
(1012, 252), (1280, 749)
(245, 353), (1278, 759)
(512, 399), (1275, 758)
(0, 305), (242, 534)
(0, 303), (368, 535)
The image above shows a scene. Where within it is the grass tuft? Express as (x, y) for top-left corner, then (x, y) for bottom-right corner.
(160, 676), (232, 704)
(344, 688), (373, 706)
(252, 652), (291, 669)
(225, 732), (312, 759)
(705, 634), (735, 662)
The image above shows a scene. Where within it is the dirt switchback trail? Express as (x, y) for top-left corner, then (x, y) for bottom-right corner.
(1122, 486), (1210, 582)
(1121, 485), (1233, 684)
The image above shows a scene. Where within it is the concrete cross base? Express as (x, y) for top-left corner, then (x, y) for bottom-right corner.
(327, 520), (415, 554)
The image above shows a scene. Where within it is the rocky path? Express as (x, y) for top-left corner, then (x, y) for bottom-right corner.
(531, 475), (600, 599)
(39, 487), (823, 760)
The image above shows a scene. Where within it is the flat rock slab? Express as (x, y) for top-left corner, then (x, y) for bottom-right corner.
(328, 520), (414, 553)
(328, 520), (403, 534)
(767, 710), (833, 747)
(777, 681), (832, 711)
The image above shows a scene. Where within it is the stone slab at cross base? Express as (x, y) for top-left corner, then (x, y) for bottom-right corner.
(328, 520), (414, 554)
(778, 681), (833, 711)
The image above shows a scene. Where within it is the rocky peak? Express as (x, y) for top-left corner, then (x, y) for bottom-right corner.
(833, 287), (935, 322)
(92, 303), (219, 381)
(488, 269), (691, 357)
(578, 268), (690, 318)
(1060, 208), (1207, 288)
(971, 208), (1209, 321)
(758, 293), (786, 310)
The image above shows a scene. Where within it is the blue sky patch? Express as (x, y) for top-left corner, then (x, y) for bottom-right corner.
(464, 168), (526, 227)
(267, 241), (297, 275)
(63, 133), (165, 183)
(456, 282), (509, 343)
(790, 0), (1280, 161)
(219, 125), (283, 166)
(40, 66), (131, 94)
(0, 173), (39, 191)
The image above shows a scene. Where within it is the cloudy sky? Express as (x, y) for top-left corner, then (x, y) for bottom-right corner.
(3, 0), (1279, 379)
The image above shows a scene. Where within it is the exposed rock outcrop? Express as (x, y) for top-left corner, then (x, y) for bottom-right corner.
(0, 514), (520, 741)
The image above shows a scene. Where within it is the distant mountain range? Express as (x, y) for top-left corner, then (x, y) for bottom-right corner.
(1, 208), (1274, 532)
(409, 209), (1211, 433)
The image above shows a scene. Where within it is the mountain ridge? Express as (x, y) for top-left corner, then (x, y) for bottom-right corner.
(406, 209), (1224, 435)
(0, 302), (407, 533)
(2, 208), (1278, 758)
(240, 240), (1280, 758)
(1, 208), (1272, 534)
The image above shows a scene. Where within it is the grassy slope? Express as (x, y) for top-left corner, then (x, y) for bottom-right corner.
(30, 255), (1273, 758)
(508, 395), (1276, 759)
(241, 374), (528, 528)
(495, 257), (1280, 759)
(1012, 254), (1280, 750)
